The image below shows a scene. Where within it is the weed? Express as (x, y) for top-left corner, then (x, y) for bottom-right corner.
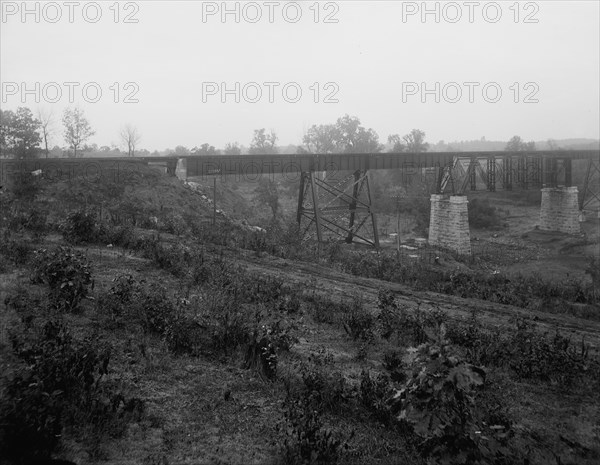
(280, 390), (349, 465)
(342, 297), (374, 341)
(359, 370), (394, 425)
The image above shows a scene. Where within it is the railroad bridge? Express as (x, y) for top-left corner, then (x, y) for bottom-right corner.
(1, 149), (599, 255)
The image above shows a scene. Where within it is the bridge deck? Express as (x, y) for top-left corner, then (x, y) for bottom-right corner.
(0, 150), (597, 181)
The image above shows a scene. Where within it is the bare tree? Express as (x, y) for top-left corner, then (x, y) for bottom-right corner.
(120, 124), (141, 157)
(62, 107), (95, 158)
(37, 107), (55, 158)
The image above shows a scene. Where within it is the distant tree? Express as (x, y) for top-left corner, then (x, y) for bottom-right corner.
(387, 134), (405, 152)
(37, 107), (55, 158)
(546, 139), (561, 151)
(62, 107), (94, 158)
(120, 124), (141, 157)
(402, 129), (429, 152)
(50, 145), (63, 158)
(335, 115), (382, 153)
(0, 107), (42, 158)
(505, 135), (536, 151)
(302, 123), (338, 153)
(223, 142), (242, 155)
(0, 110), (9, 155)
(174, 145), (190, 156)
(254, 178), (280, 219)
(191, 143), (220, 155)
(249, 129), (277, 154)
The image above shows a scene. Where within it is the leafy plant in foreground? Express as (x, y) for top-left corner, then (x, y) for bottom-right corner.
(30, 246), (93, 313)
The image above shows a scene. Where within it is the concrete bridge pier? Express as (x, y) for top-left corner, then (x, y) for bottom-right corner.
(539, 186), (581, 234)
(428, 194), (471, 255)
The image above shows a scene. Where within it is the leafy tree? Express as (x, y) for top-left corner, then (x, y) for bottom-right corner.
(402, 129), (429, 152)
(505, 135), (536, 151)
(302, 123), (338, 153)
(191, 143), (220, 155)
(335, 114), (382, 153)
(120, 124), (141, 157)
(174, 145), (190, 156)
(254, 178), (280, 219)
(249, 128), (278, 154)
(0, 107), (42, 158)
(387, 134), (405, 152)
(62, 107), (95, 158)
(223, 142), (242, 155)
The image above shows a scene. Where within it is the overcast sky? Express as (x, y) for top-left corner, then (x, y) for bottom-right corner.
(1, 0), (599, 151)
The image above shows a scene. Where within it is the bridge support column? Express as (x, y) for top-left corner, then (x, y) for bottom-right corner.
(428, 194), (471, 255)
(175, 158), (187, 180)
(297, 170), (379, 247)
(539, 187), (581, 234)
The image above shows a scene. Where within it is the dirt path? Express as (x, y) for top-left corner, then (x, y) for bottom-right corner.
(222, 249), (600, 352)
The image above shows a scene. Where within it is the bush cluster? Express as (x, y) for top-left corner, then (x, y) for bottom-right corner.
(0, 320), (144, 464)
(30, 246), (93, 313)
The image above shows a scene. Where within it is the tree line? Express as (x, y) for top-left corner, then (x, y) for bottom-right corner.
(1, 105), (544, 159)
(0, 106), (139, 159)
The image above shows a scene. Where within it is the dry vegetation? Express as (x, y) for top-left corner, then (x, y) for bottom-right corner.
(1, 165), (599, 465)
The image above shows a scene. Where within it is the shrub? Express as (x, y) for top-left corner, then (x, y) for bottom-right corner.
(96, 274), (140, 320)
(160, 212), (188, 236)
(0, 320), (142, 464)
(7, 171), (40, 202)
(342, 297), (374, 341)
(377, 289), (402, 341)
(295, 355), (351, 415)
(305, 295), (348, 325)
(100, 223), (137, 248)
(280, 390), (348, 465)
(2, 204), (48, 234)
(136, 284), (176, 335)
(163, 300), (211, 357)
(382, 349), (406, 383)
(245, 313), (298, 380)
(137, 237), (189, 277)
(62, 209), (99, 244)
(446, 316), (600, 388)
(30, 246), (93, 313)
(390, 347), (514, 465)
(359, 370), (394, 425)
(0, 234), (33, 265)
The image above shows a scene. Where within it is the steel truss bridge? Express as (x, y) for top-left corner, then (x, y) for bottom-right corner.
(1, 150), (598, 247)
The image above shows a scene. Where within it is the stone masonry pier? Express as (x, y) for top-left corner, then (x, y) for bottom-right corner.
(539, 186), (581, 234)
(428, 194), (471, 255)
